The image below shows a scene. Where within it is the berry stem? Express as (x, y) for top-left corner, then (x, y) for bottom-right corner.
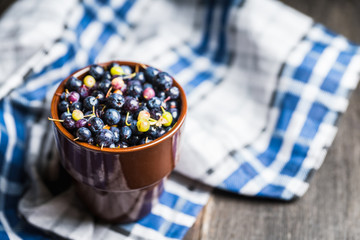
(73, 137), (79, 141)
(123, 72), (136, 79)
(106, 87), (113, 98)
(161, 106), (166, 114)
(163, 96), (171, 104)
(140, 63), (147, 69)
(48, 117), (64, 122)
(125, 112), (131, 126)
(135, 64), (139, 73)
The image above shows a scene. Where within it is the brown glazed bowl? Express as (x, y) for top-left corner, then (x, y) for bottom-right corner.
(50, 61), (187, 223)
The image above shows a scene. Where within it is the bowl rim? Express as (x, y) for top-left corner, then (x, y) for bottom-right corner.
(50, 60), (187, 153)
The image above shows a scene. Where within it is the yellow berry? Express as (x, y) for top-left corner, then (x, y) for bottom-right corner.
(72, 109), (84, 121)
(162, 112), (173, 127)
(138, 110), (150, 121)
(83, 75), (96, 88)
(137, 119), (150, 132)
(110, 66), (124, 76)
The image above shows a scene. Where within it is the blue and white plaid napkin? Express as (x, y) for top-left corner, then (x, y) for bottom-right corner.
(1, 0), (360, 239)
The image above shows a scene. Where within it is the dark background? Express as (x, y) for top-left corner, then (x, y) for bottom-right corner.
(1, 0), (360, 239)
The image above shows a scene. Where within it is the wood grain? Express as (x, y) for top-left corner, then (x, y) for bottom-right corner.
(185, 0), (360, 239)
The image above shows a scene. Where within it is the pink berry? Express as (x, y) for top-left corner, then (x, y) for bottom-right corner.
(143, 87), (155, 100)
(111, 77), (125, 90)
(68, 91), (80, 103)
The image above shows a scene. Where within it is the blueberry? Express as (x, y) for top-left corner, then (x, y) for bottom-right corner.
(169, 108), (179, 121)
(75, 118), (88, 128)
(83, 96), (99, 110)
(102, 71), (112, 82)
(126, 83), (143, 97)
(87, 117), (104, 133)
(148, 126), (158, 139)
(76, 127), (92, 141)
(154, 72), (173, 90)
(104, 109), (121, 125)
(144, 67), (159, 84)
(91, 90), (105, 103)
(110, 126), (120, 143)
(88, 137), (95, 145)
(120, 126), (132, 141)
(95, 129), (114, 147)
(157, 128), (166, 137)
(70, 102), (82, 112)
(167, 86), (180, 99)
(123, 96), (139, 112)
(120, 65), (132, 75)
(133, 71), (145, 83)
(150, 108), (161, 120)
(106, 93), (125, 110)
(63, 118), (76, 130)
(143, 83), (153, 90)
(129, 119), (138, 135)
(77, 85), (90, 99)
(129, 135), (141, 146)
(128, 80), (142, 86)
(65, 76), (82, 91)
(98, 80), (111, 93)
(89, 64), (105, 80)
(58, 100), (69, 113)
(157, 91), (166, 100)
(147, 97), (162, 110)
(60, 111), (72, 120)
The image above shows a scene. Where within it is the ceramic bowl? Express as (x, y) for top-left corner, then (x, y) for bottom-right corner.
(50, 61), (187, 223)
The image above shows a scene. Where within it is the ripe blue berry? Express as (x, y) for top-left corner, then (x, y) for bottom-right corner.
(106, 93), (125, 110)
(89, 64), (105, 80)
(87, 117), (104, 133)
(76, 127), (92, 141)
(104, 109), (121, 125)
(96, 129), (114, 147)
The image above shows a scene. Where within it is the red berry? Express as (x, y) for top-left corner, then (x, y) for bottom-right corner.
(143, 87), (155, 100)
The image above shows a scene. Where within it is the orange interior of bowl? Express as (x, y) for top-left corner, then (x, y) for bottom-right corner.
(50, 61), (187, 153)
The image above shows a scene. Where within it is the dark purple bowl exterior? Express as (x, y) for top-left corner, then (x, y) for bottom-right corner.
(51, 61), (187, 223)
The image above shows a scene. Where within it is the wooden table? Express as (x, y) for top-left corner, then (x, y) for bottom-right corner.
(1, 0), (360, 239)
(185, 1), (360, 239)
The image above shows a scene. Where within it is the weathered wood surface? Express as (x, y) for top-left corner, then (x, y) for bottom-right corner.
(1, 0), (360, 239)
(185, 0), (360, 239)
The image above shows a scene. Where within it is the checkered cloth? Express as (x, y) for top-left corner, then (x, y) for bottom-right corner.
(0, 0), (359, 239)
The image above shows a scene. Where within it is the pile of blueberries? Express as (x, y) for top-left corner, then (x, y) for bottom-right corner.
(52, 63), (181, 149)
